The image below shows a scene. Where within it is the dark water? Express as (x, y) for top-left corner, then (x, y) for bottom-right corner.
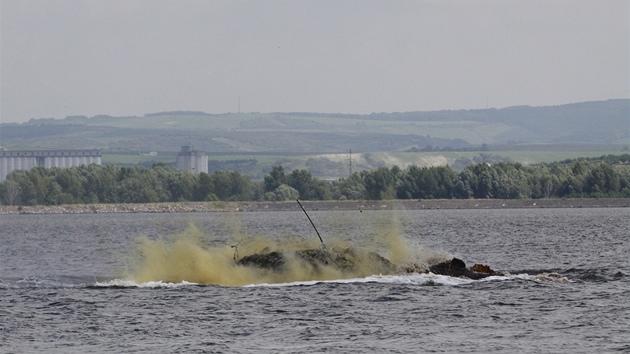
(1, 208), (629, 353)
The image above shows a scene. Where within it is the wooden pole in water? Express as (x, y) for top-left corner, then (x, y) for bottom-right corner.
(296, 199), (324, 245)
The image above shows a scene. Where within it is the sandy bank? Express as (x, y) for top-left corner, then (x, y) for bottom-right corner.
(0, 198), (628, 215)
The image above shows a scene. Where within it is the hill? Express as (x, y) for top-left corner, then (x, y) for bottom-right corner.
(1, 99), (628, 178)
(2, 99), (628, 152)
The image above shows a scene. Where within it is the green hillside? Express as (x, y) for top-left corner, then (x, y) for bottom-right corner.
(1, 99), (628, 179)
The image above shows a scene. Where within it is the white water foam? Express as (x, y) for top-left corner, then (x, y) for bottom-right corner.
(93, 271), (570, 289)
(94, 279), (199, 288)
(244, 273), (476, 287)
(507, 272), (572, 283)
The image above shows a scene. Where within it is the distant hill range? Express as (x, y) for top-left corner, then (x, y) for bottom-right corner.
(2, 99), (628, 153)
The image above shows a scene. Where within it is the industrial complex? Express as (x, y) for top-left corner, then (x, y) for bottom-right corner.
(175, 146), (208, 174)
(0, 150), (102, 182)
(0, 146), (207, 182)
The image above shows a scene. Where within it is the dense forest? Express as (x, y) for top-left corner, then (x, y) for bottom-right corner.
(2, 155), (629, 206)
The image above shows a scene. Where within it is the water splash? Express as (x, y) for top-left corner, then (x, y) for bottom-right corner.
(124, 213), (452, 286)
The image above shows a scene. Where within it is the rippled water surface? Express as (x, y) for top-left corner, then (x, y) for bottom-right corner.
(1, 207), (629, 353)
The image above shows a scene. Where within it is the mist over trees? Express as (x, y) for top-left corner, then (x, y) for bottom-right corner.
(1, 155), (629, 206)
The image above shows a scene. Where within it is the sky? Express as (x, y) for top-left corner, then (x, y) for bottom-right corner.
(1, 0), (629, 123)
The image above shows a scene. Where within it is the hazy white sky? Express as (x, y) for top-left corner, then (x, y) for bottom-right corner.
(1, 0), (628, 123)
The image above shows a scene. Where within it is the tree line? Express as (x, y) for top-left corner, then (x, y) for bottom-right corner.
(1, 155), (630, 206)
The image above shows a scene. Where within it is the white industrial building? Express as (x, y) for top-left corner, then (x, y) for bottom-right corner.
(0, 150), (101, 182)
(176, 146), (208, 173)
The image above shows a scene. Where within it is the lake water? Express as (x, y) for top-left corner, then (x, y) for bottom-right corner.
(1, 207), (629, 353)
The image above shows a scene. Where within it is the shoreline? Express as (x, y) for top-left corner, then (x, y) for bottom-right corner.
(0, 198), (628, 215)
